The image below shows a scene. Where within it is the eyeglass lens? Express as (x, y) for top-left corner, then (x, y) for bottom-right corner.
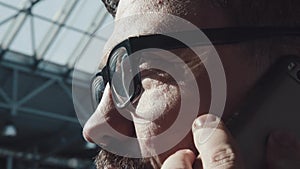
(109, 47), (136, 108)
(91, 74), (106, 109)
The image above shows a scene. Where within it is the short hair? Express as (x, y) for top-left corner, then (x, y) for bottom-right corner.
(101, 0), (119, 17)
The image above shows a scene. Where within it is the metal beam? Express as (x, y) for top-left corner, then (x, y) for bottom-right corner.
(0, 102), (10, 109)
(12, 70), (18, 102)
(0, 52), (92, 98)
(36, 0), (78, 60)
(6, 155), (13, 169)
(58, 80), (90, 126)
(0, 57), (92, 88)
(1, 1), (29, 50)
(0, 88), (11, 103)
(32, 14), (107, 41)
(17, 79), (56, 106)
(0, 14), (18, 27)
(0, 1), (19, 11)
(57, 81), (72, 99)
(0, 58), (71, 82)
(11, 70), (18, 116)
(58, 80), (87, 113)
(19, 107), (79, 124)
(0, 102), (78, 124)
(30, 13), (37, 57)
(0, 1), (106, 42)
(67, 7), (108, 69)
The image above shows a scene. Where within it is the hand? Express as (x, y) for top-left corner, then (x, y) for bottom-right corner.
(266, 130), (300, 169)
(162, 114), (244, 169)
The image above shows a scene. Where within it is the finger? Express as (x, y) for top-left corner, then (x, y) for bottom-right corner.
(192, 114), (244, 169)
(161, 149), (196, 169)
(267, 131), (300, 169)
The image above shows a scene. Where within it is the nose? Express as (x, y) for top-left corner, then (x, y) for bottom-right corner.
(82, 84), (135, 146)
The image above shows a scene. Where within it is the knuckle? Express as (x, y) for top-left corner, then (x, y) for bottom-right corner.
(208, 145), (238, 169)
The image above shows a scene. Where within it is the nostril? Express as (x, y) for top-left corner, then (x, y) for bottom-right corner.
(83, 130), (112, 147)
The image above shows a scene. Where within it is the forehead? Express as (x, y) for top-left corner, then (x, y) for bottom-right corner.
(101, 14), (179, 68)
(100, 0), (234, 68)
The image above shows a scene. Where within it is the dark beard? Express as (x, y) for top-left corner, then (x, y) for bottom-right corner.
(95, 149), (161, 169)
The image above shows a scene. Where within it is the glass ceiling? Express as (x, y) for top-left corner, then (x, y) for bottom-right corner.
(0, 0), (114, 74)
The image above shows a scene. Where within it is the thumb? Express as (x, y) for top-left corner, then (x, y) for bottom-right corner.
(192, 114), (244, 169)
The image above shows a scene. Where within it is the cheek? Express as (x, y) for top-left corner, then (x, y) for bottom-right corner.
(135, 79), (180, 123)
(136, 90), (167, 121)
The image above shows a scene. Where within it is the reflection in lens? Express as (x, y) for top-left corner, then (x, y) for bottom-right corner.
(92, 75), (105, 109)
(110, 47), (135, 107)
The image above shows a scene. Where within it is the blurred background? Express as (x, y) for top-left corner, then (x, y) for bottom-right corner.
(0, 0), (114, 168)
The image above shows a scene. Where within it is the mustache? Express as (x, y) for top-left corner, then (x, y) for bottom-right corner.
(95, 149), (161, 169)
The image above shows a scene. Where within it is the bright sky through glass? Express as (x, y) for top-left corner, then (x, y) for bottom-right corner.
(0, 0), (114, 74)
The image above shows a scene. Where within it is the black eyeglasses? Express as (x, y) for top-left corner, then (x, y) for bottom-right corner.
(91, 27), (300, 110)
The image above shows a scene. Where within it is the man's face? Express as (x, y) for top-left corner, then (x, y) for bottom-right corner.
(83, 0), (268, 168)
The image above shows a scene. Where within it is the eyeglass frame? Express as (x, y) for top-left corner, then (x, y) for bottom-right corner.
(90, 27), (300, 110)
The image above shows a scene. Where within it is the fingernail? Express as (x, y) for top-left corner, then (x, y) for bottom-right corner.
(193, 114), (218, 129)
(270, 131), (297, 148)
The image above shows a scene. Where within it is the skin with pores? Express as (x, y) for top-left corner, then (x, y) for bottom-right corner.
(84, 0), (264, 165)
(83, 0), (300, 168)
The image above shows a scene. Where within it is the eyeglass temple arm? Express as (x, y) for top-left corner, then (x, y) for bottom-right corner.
(129, 27), (300, 51)
(179, 27), (300, 46)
